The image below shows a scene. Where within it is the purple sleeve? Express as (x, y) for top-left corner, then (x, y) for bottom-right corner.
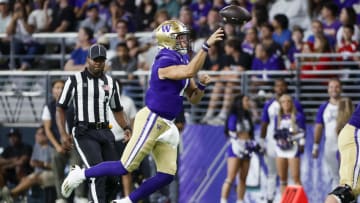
(75, 0), (86, 8)
(261, 99), (273, 123)
(333, 0), (357, 8)
(202, 3), (212, 17)
(293, 99), (304, 114)
(155, 52), (180, 69)
(251, 58), (261, 71)
(268, 56), (283, 70)
(296, 113), (306, 131)
(70, 49), (77, 60)
(227, 114), (237, 131)
(315, 102), (328, 124)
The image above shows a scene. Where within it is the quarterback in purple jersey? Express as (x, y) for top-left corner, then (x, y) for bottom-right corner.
(60, 20), (224, 203)
(324, 103), (360, 203)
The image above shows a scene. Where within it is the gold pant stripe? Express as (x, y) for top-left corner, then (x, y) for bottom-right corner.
(124, 111), (157, 168)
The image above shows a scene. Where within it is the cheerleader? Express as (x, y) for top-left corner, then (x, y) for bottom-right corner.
(274, 94), (306, 194)
(221, 95), (255, 203)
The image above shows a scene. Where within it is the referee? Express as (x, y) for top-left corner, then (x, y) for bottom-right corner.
(56, 44), (132, 203)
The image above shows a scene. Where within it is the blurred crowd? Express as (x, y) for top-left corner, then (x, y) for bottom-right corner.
(0, 0), (359, 110)
(0, 0), (358, 72)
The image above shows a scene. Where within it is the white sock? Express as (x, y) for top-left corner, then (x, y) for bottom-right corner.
(124, 197), (132, 203)
(80, 169), (86, 180)
(220, 198), (227, 203)
(236, 200), (244, 203)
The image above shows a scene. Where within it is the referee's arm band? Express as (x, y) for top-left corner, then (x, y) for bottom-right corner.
(56, 103), (68, 109)
(110, 106), (124, 112)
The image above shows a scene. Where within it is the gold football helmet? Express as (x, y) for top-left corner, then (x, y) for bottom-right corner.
(155, 20), (191, 54)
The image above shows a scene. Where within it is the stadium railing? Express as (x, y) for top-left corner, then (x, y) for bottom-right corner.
(1, 67), (360, 126)
(0, 32), (154, 70)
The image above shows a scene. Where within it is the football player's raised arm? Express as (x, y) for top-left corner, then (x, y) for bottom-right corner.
(185, 79), (204, 104)
(158, 28), (224, 80)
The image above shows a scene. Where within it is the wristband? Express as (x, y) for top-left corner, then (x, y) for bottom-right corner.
(202, 42), (210, 52)
(197, 81), (206, 91)
(299, 138), (305, 146)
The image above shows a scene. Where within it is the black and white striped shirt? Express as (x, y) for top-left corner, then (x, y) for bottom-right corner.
(58, 68), (123, 123)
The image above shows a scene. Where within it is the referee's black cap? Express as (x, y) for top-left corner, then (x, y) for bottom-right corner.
(88, 44), (107, 60)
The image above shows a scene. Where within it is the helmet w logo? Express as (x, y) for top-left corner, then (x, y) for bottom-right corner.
(162, 24), (171, 32)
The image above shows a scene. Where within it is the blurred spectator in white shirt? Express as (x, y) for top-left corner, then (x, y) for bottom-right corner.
(6, 1), (45, 70)
(269, 0), (311, 33)
(0, 0), (11, 33)
(336, 7), (360, 45)
(0, 0), (11, 68)
(28, 0), (52, 32)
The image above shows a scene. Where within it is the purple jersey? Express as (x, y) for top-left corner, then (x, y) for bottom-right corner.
(262, 98), (304, 123)
(251, 55), (284, 80)
(251, 55), (283, 71)
(349, 104), (360, 128)
(261, 97), (304, 141)
(145, 49), (190, 120)
(242, 42), (255, 56)
(287, 45), (302, 63)
(322, 20), (342, 36)
(275, 113), (306, 131)
(227, 114), (251, 134)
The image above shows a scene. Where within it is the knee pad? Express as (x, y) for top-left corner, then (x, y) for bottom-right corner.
(329, 184), (356, 203)
(280, 181), (287, 186)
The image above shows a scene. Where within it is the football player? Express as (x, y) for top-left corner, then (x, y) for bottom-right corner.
(324, 102), (360, 203)
(60, 20), (224, 203)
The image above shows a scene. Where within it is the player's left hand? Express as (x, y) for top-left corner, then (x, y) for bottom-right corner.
(198, 74), (211, 86)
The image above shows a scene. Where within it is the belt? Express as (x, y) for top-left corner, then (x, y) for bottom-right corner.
(76, 122), (109, 129)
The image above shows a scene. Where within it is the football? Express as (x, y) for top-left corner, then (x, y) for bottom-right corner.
(219, 5), (251, 25)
